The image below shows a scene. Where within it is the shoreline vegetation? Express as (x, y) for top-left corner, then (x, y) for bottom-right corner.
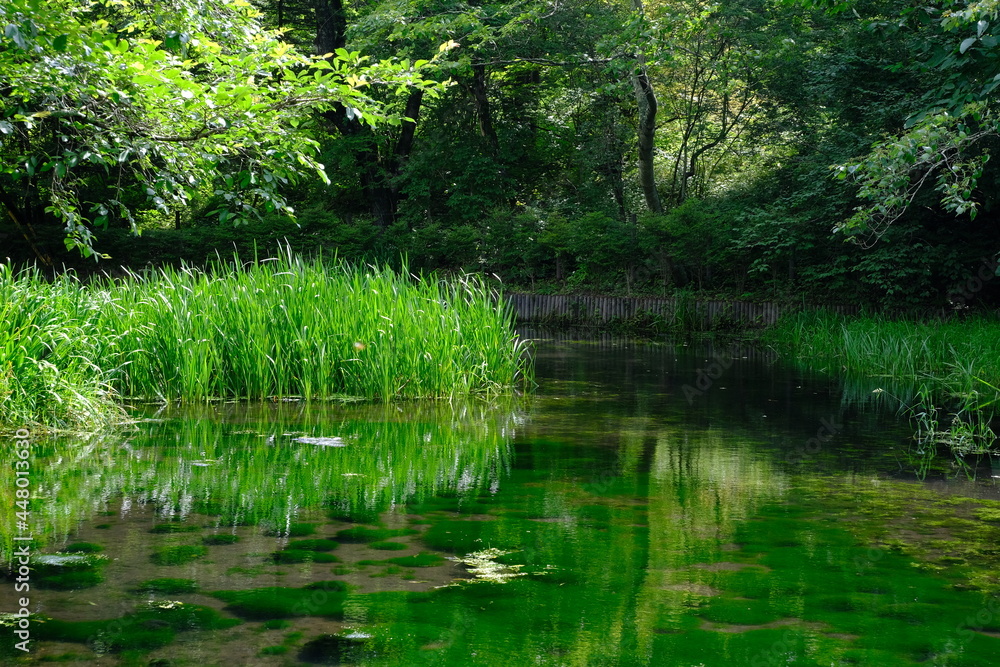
(0, 251), (530, 432)
(761, 310), (1000, 456)
(5, 252), (998, 459)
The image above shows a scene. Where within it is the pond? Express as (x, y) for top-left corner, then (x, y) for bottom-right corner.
(4, 333), (1000, 666)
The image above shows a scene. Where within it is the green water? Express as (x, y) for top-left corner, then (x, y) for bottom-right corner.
(4, 335), (1000, 666)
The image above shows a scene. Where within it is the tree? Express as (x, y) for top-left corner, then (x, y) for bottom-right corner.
(0, 0), (439, 258)
(629, 0), (663, 213)
(831, 0), (1000, 246)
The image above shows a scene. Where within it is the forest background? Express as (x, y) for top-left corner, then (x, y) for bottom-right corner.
(3, 0), (1000, 309)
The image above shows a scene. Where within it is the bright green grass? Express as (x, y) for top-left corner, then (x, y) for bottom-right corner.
(0, 263), (124, 431)
(0, 251), (530, 430)
(764, 310), (1000, 408)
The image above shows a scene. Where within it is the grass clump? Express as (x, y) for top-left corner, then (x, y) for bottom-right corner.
(0, 263), (124, 431)
(764, 310), (1000, 403)
(764, 310), (1000, 453)
(368, 541), (408, 551)
(764, 310), (1000, 389)
(203, 534), (240, 545)
(0, 251), (530, 430)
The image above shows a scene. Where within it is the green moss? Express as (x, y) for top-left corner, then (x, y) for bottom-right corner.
(265, 523), (317, 537)
(271, 550), (341, 564)
(974, 508), (1000, 523)
(94, 523), (112, 529)
(287, 539), (339, 552)
(419, 520), (489, 553)
(334, 526), (417, 543)
(874, 602), (945, 624)
(368, 541), (408, 551)
(150, 545), (207, 566)
(36, 570), (104, 590)
(149, 523), (201, 534)
(133, 578), (199, 594)
(63, 542), (103, 554)
(33, 554), (107, 590)
(259, 645), (288, 655)
(35, 603), (240, 653)
(202, 534), (240, 545)
(211, 581), (348, 619)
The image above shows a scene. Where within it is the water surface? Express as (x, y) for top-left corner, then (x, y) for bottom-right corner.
(4, 334), (1000, 666)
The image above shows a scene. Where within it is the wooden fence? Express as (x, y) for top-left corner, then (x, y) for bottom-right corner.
(505, 293), (860, 328)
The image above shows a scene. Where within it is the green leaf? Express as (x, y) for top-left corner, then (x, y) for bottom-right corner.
(4, 23), (27, 49)
(960, 37), (977, 54)
(52, 34), (68, 51)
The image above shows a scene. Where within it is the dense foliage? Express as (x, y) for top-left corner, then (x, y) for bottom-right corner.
(0, 254), (527, 430)
(4, 0), (1000, 308)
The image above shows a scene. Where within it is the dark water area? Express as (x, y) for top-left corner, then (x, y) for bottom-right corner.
(4, 332), (1000, 666)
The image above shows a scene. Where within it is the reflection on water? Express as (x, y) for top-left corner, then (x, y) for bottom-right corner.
(3, 335), (1000, 665)
(1, 401), (520, 563)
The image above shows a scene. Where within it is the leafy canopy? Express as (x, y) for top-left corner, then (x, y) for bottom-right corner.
(826, 0), (1000, 245)
(0, 0), (442, 255)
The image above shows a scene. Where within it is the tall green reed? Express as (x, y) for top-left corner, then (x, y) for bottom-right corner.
(0, 250), (530, 430)
(0, 263), (124, 431)
(764, 309), (1000, 452)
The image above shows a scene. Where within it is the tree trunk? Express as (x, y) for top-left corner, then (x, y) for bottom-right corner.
(315, 0), (347, 54)
(314, 0), (422, 228)
(470, 64), (500, 153)
(631, 0), (662, 214)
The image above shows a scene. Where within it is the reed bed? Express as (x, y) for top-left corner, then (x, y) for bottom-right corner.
(764, 310), (1000, 410)
(0, 252), (529, 430)
(0, 263), (123, 431)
